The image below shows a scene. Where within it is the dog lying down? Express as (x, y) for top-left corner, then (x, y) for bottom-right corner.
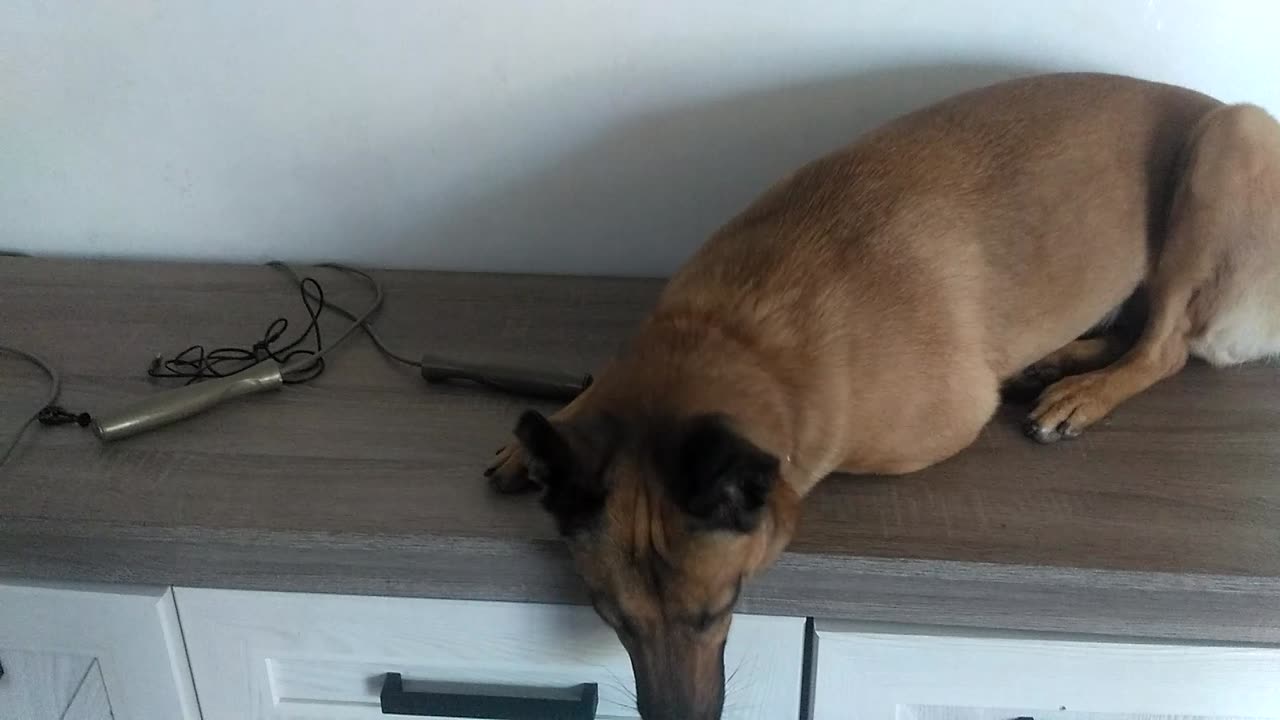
(486, 72), (1280, 720)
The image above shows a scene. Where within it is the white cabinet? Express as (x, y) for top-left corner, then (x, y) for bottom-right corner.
(7, 579), (1275, 720)
(0, 649), (115, 720)
(176, 587), (806, 720)
(0, 649), (99, 719)
(59, 660), (114, 720)
(811, 622), (1280, 720)
(0, 581), (201, 720)
(893, 709), (1265, 720)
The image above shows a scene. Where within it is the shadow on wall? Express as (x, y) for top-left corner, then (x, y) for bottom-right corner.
(420, 61), (1050, 278)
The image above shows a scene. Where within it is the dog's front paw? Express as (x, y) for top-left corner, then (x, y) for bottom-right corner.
(485, 442), (540, 494)
(1023, 372), (1112, 443)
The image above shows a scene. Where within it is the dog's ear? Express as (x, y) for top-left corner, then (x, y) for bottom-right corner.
(668, 415), (779, 533)
(515, 410), (576, 483)
(514, 410), (609, 536)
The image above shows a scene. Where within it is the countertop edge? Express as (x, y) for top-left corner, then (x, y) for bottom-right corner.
(4, 517), (1277, 645)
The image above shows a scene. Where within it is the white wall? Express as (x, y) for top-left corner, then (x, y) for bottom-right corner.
(4, 1), (1278, 277)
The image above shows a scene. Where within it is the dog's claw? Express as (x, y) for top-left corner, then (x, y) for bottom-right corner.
(1025, 371), (1112, 444)
(1024, 418), (1058, 444)
(487, 443), (540, 494)
(1023, 416), (1082, 444)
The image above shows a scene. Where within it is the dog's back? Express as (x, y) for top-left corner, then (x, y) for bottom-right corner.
(665, 73), (1220, 377)
(637, 73), (1223, 473)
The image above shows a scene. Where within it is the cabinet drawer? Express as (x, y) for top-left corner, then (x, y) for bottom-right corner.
(0, 581), (199, 720)
(812, 622), (1280, 720)
(176, 587), (805, 720)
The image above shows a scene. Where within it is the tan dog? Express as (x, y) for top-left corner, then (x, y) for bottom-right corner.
(486, 72), (1280, 719)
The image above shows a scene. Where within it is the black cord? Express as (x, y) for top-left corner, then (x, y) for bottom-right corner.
(268, 262), (423, 369)
(148, 263), (421, 386)
(148, 275), (330, 385)
(3, 262), (412, 467)
(38, 406), (92, 427)
(0, 345), (64, 467)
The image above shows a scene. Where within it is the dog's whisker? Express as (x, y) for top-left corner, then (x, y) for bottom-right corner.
(725, 661), (745, 691)
(721, 700), (757, 719)
(607, 681), (636, 702)
(604, 667), (637, 703)
(607, 682), (634, 701)
(726, 650), (763, 706)
(723, 652), (754, 717)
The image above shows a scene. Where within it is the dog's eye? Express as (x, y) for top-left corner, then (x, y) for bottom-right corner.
(682, 597), (736, 633)
(683, 580), (742, 632)
(692, 610), (719, 633)
(686, 603), (732, 633)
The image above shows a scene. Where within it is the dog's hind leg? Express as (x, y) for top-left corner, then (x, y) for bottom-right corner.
(1184, 119), (1280, 367)
(1003, 334), (1135, 403)
(1024, 303), (1191, 443)
(1025, 103), (1280, 443)
(1004, 290), (1148, 403)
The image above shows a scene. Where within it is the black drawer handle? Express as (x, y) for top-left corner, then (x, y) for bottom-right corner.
(379, 672), (598, 719)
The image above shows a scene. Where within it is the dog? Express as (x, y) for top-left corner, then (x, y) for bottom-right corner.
(485, 72), (1280, 719)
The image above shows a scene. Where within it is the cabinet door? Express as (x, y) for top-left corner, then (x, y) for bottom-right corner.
(0, 649), (96, 719)
(897, 708), (1263, 720)
(0, 581), (200, 720)
(177, 587), (806, 720)
(61, 660), (114, 720)
(812, 622), (1280, 720)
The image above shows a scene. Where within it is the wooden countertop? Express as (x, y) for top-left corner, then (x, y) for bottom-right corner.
(2, 257), (1278, 643)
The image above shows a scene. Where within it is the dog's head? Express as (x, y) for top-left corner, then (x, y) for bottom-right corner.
(514, 408), (799, 720)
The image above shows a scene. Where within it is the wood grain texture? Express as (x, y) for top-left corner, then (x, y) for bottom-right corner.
(2, 257), (1280, 642)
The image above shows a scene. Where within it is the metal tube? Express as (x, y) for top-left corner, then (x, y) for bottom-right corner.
(92, 361), (285, 442)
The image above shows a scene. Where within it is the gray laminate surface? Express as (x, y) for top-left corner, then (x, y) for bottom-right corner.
(2, 257), (1278, 642)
